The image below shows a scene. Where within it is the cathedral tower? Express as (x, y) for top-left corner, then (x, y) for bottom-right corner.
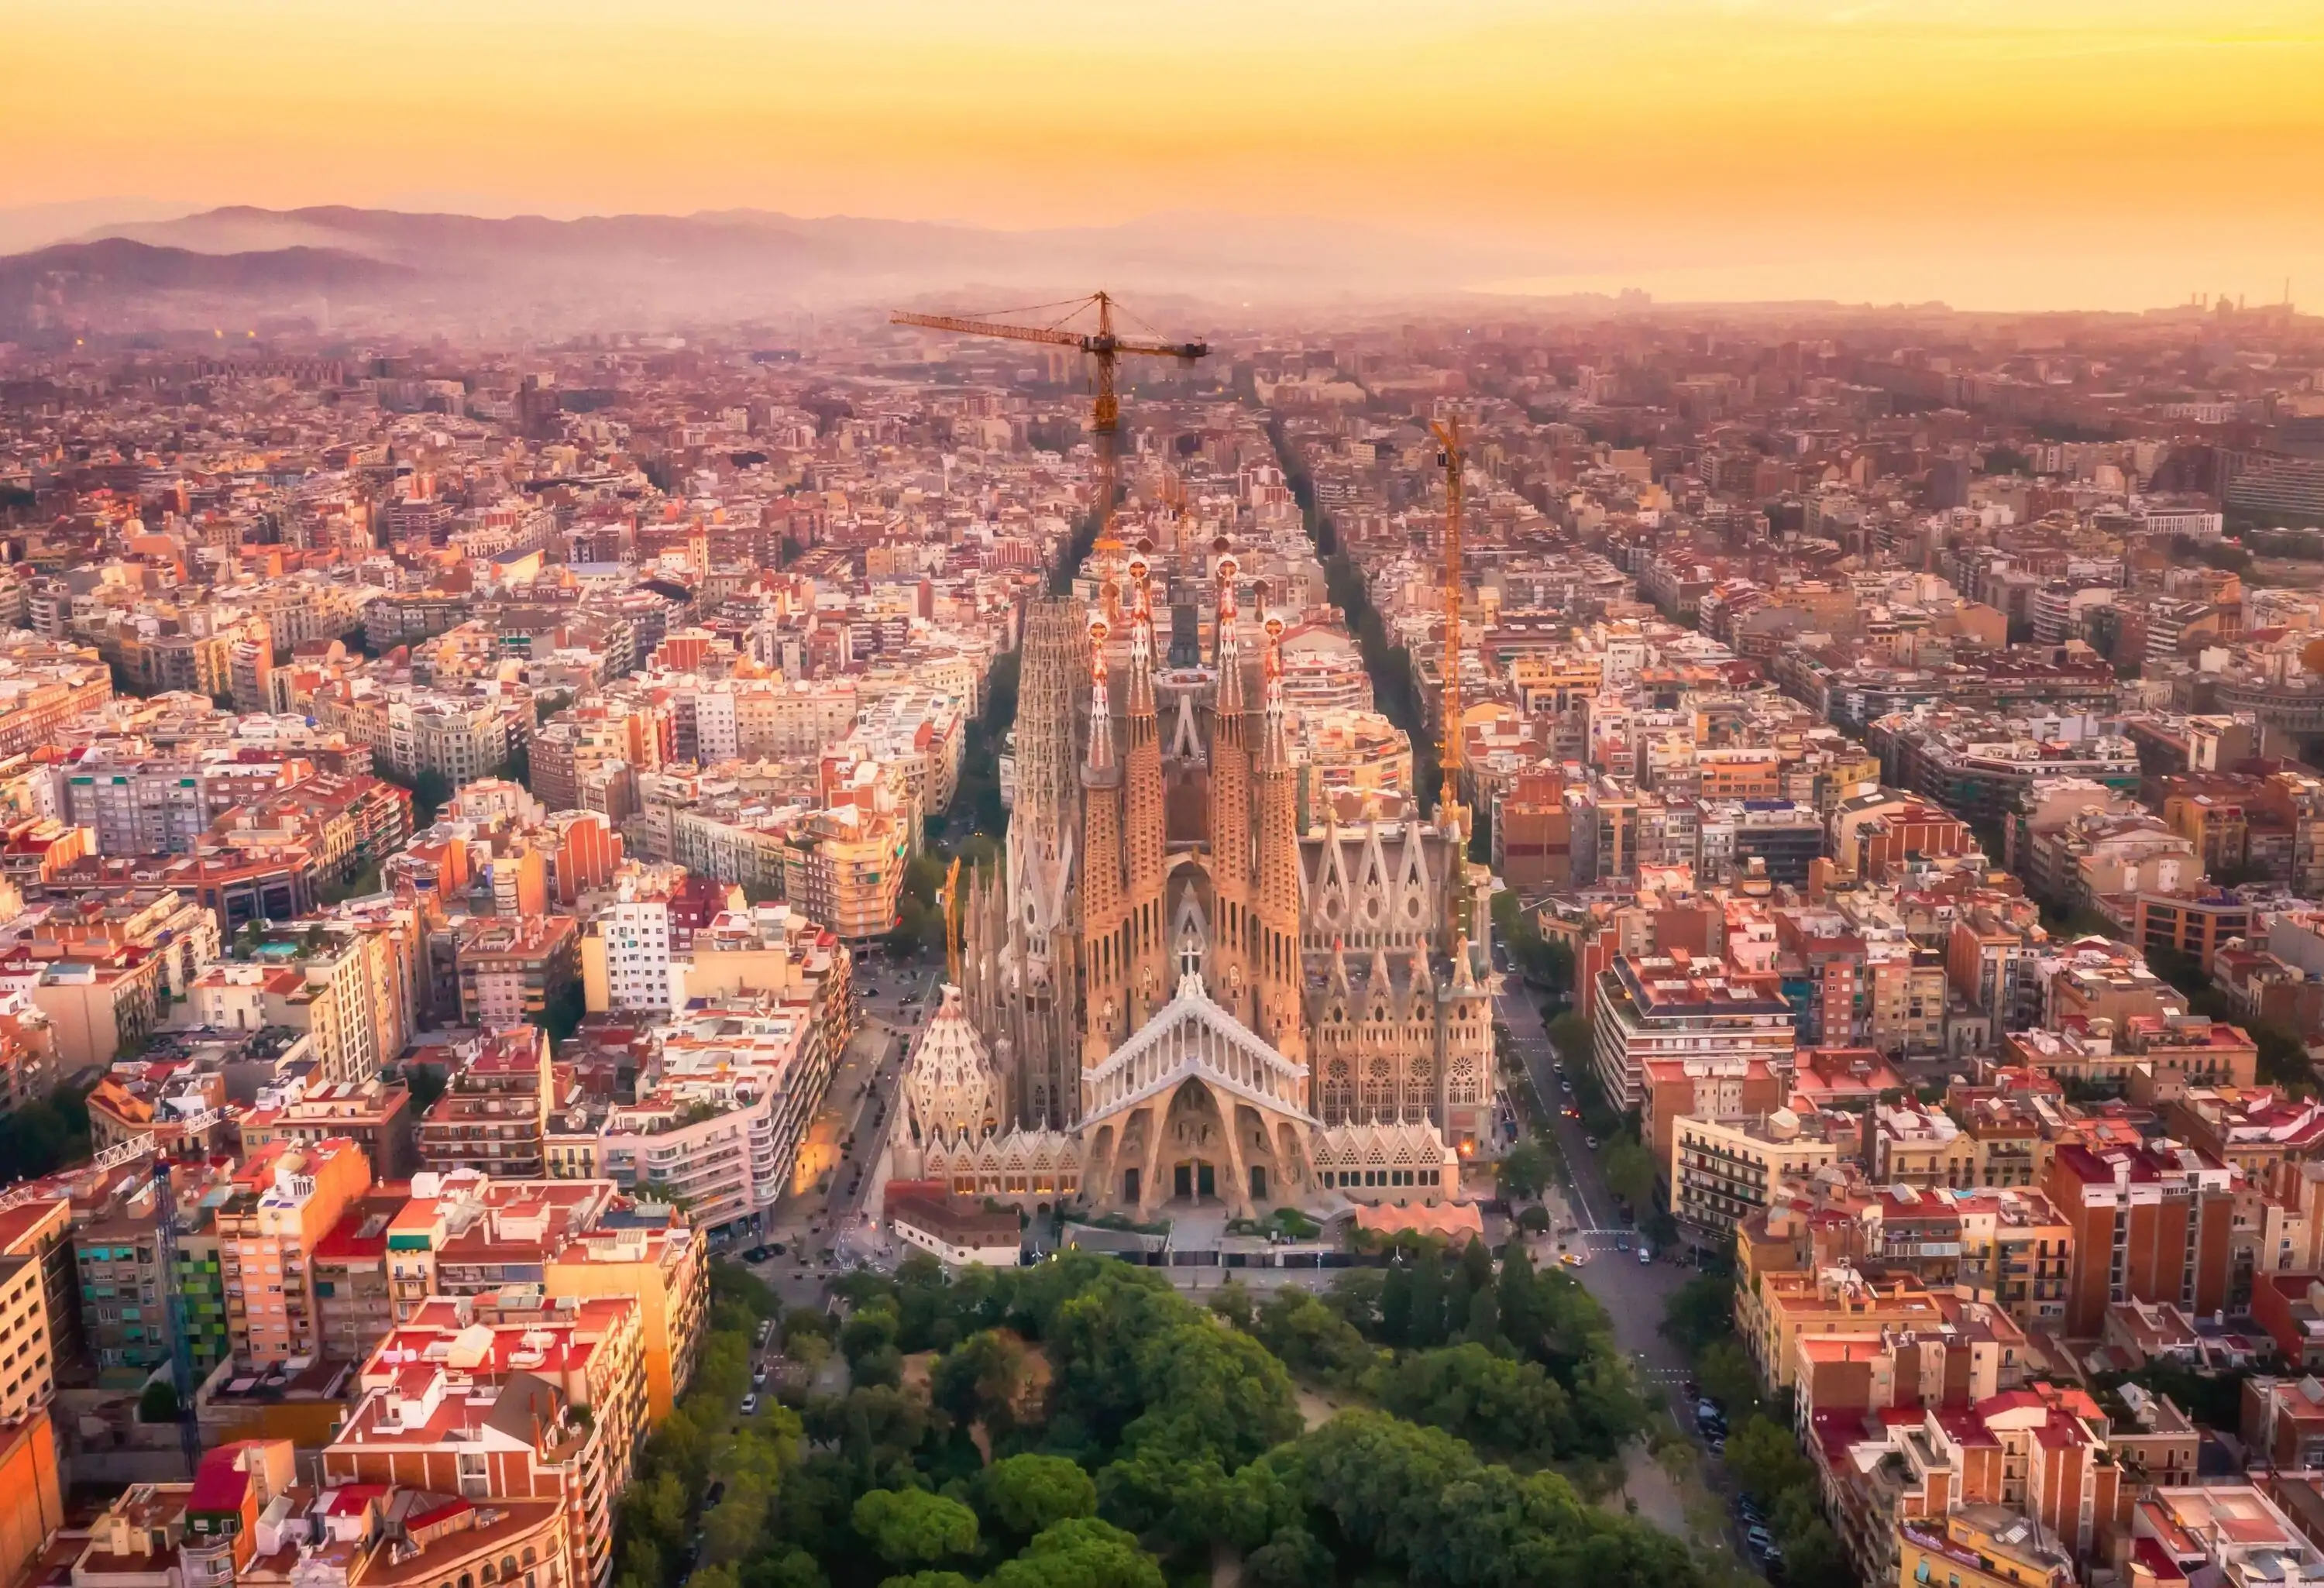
(1252, 611), (1307, 1065)
(1121, 562), (1171, 1023)
(1205, 555), (1255, 1024)
(1004, 599), (1085, 1127)
(1078, 617), (1128, 1071)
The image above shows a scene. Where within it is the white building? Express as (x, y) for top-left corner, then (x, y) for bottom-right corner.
(597, 880), (685, 1013)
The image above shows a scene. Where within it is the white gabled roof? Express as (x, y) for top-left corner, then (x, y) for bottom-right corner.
(1081, 971), (1316, 1129)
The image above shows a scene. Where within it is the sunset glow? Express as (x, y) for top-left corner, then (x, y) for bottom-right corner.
(5, 0), (2322, 306)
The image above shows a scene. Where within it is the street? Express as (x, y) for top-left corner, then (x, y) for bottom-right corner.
(1495, 978), (1759, 1572)
(1494, 979), (1693, 1394)
(751, 954), (943, 1309)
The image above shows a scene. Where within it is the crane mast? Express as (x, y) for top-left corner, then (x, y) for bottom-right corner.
(892, 294), (1207, 545)
(1431, 416), (1466, 821)
(152, 1157), (202, 1476)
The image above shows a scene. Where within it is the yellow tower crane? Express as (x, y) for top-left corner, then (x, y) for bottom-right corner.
(892, 293), (1208, 541)
(1430, 414), (1466, 822)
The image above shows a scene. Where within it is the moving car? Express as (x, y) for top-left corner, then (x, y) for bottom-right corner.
(741, 1394), (759, 1415)
(1637, 1245), (1653, 1264)
(1584, 1135), (1599, 1150)
(1560, 1251), (1588, 1267)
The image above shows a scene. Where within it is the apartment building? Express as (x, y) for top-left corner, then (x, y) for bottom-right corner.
(348, 1288), (649, 1588)
(1641, 1054), (1788, 1170)
(310, 1190), (407, 1363)
(29, 954), (167, 1069)
(191, 920), (411, 1085)
(2120, 1487), (2324, 1588)
(1590, 953), (1795, 1112)
(543, 1215), (707, 1425)
(531, 700), (665, 813)
(779, 803), (906, 945)
(1740, 1264), (1950, 1390)
(2164, 1086), (2324, 1200)
(239, 1074), (415, 1179)
(1668, 1108), (1848, 1237)
(2136, 888), (2256, 975)
(1815, 1382), (2129, 1581)
(0, 640), (112, 756)
(380, 1172), (705, 1423)
(211, 1138), (373, 1366)
(0, 1201), (64, 1421)
(319, 1380), (586, 1587)
(595, 999), (822, 1233)
(1792, 1294), (2029, 1428)
(454, 916), (579, 1029)
(1866, 1098), (1978, 1188)
(2044, 1140), (2236, 1336)
(418, 1027), (554, 1181)
(1896, 1509), (2072, 1588)
(581, 874), (686, 1013)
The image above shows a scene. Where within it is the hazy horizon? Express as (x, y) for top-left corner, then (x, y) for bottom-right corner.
(8, 1), (2322, 315)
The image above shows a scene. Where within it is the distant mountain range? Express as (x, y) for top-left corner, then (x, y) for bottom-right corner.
(0, 203), (1568, 338)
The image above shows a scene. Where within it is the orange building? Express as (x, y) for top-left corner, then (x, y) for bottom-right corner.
(2044, 1140), (2236, 1338)
(2136, 889), (2255, 976)
(211, 1138), (374, 1365)
(324, 1363), (590, 1588)
(352, 1288), (648, 1588)
(383, 1171), (707, 1425)
(0, 1410), (61, 1588)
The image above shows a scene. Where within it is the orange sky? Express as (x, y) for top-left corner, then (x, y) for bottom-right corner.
(5, 0), (2321, 309)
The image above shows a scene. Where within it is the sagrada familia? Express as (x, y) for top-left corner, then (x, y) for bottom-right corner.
(882, 541), (1496, 1222)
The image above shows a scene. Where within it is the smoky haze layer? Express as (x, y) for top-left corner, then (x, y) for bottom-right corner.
(0, 205), (1577, 338)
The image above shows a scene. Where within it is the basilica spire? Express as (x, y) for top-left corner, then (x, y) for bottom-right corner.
(1213, 552), (1244, 717)
(1083, 616), (1118, 782)
(1260, 610), (1291, 771)
(1126, 558), (1157, 724)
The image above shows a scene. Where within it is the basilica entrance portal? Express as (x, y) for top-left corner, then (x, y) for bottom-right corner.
(1171, 1160), (1219, 1201)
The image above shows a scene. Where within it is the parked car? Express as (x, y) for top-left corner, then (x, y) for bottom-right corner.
(1614, 1232), (1631, 1251)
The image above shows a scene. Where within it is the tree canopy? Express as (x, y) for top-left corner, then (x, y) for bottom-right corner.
(610, 1249), (1710, 1588)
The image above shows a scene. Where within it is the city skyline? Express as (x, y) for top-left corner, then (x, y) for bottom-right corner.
(5, 0), (2321, 311)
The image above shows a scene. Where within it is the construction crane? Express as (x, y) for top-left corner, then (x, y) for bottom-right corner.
(892, 294), (1208, 542)
(151, 1157), (203, 1476)
(1430, 415), (1466, 822)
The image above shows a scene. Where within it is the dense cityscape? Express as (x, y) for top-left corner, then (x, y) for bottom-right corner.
(0, 270), (2321, 1588)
